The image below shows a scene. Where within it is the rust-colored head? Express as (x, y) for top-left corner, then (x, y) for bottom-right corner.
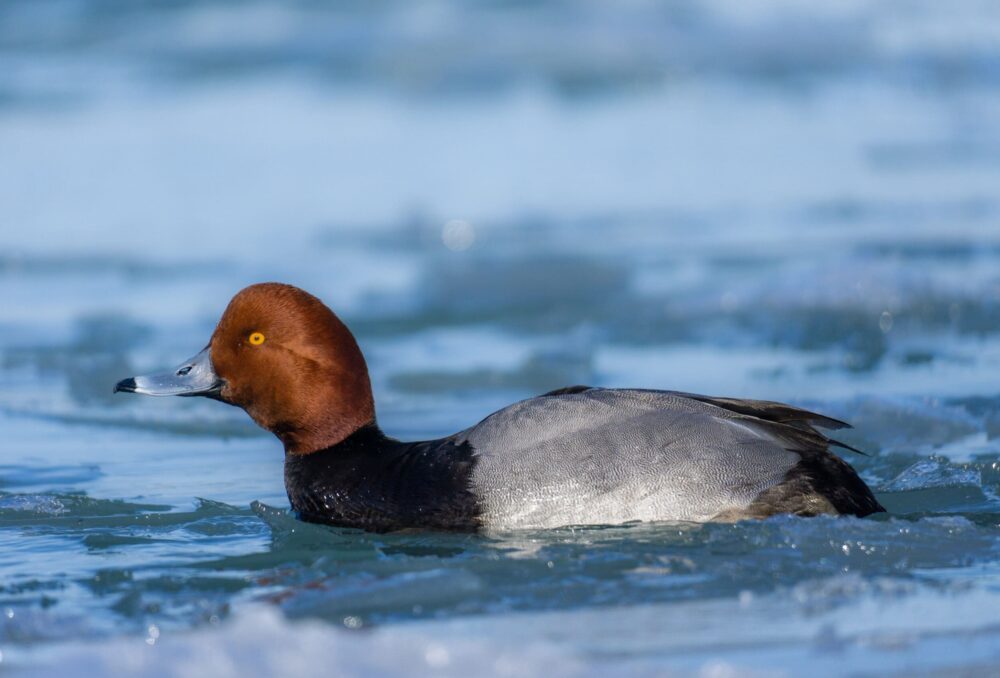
(116, 283), (375, 454)
(209, 283), (375, 453)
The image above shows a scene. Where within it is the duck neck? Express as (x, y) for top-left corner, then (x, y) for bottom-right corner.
(270, 359), (377, 455)
(278, 411), (377, 456)
(295, 422), (391, 456)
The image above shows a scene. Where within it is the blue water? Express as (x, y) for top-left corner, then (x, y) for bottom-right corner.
(2, 1), (1000, 675)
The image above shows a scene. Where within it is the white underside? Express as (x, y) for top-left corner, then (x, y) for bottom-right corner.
(475, 481), (751, 531)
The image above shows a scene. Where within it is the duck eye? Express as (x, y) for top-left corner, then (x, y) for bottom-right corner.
(248, 332), (266, 346)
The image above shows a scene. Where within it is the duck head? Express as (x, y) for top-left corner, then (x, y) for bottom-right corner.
(114, 283), (375, 454)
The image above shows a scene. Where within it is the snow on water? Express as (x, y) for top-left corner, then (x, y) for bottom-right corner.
(15, 584), (1000, 677)
(2, 0), (1000, 675)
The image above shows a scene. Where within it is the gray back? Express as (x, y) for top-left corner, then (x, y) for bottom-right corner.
(457, 389), (804, 529)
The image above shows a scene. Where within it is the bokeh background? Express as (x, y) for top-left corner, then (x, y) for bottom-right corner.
(2, 1), (1000, 675)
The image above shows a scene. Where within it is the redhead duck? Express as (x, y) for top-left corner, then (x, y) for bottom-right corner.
(114, 283), (884, 532)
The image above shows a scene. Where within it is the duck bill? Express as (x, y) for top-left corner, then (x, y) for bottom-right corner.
(114, 347), (224, 399)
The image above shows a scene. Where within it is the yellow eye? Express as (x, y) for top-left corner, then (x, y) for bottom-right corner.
(248, 332), (266, 346)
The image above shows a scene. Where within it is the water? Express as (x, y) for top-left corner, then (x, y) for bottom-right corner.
(2, 0), (1000, 675)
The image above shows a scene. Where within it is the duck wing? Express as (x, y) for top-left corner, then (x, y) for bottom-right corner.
(458, 387), (881, 529)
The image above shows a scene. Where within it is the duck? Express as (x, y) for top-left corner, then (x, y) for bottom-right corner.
(114, 282), (884, 532)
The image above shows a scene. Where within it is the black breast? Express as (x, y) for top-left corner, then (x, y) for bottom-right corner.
(283, 425), (481, 532)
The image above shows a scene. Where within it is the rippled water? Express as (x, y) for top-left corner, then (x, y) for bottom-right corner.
(2, 1), (1000, 675)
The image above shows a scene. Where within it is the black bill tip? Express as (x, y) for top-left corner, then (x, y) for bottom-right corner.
(113, 377), (137, 394)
